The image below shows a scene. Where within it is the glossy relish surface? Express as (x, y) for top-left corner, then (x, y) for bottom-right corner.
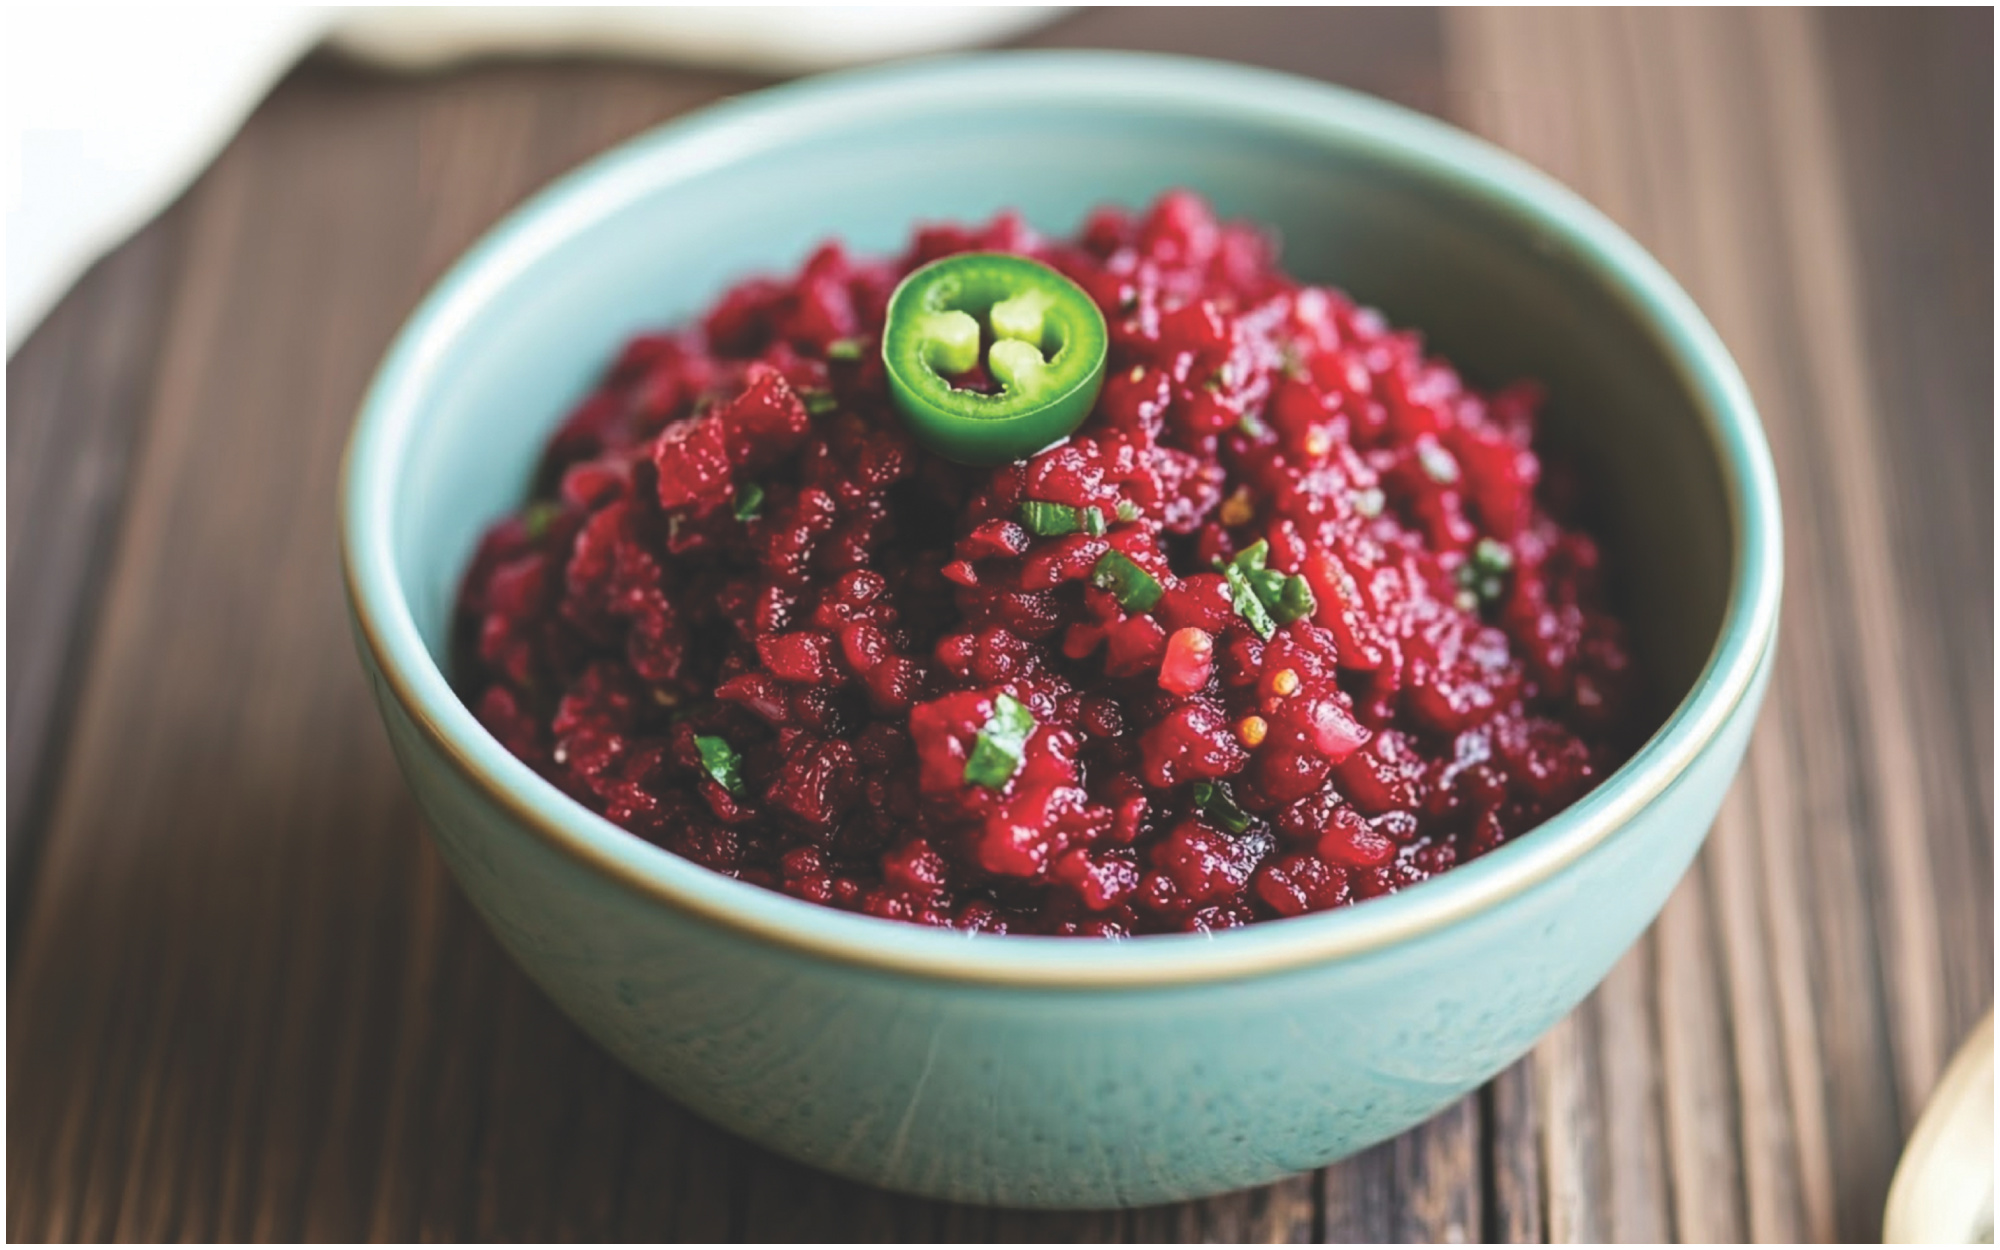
(455, 191), (1642, 936)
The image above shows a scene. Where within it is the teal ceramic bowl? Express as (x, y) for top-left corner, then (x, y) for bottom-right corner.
(341, 53), (1781, 1208)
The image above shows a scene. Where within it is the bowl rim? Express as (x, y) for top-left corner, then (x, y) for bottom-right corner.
(340, 50), (1783, 989)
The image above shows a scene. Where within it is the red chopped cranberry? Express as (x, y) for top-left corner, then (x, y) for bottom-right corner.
(1151, 820), (1269, 905)
(757, 631), (837, 684)
(453, 191), (1644, 935)
(1318, 806), (1398, 869)
(1159, 628), (1216, 695)
(1253, 852), (1352, 917)
(1140, 699), (1250, 788)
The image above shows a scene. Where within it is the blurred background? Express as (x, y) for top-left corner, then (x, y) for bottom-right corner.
(8, 7), (1991, 1243)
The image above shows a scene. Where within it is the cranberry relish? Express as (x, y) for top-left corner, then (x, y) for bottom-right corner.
(455, 191), (1641, 936)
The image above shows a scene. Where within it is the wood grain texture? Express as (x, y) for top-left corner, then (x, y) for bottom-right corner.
(1443, 7), (1993, 1241)
(1819, 4), (1996, 1049)
(6, 213), (183, 942)
(6, 7), (1988, 1243)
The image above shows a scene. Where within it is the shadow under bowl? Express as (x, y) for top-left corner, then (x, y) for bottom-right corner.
(341, 52), (1782, 1208)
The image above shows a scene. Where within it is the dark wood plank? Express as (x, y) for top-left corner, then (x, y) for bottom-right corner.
(1818, 5), (1995, 1044)
(1443, 7), (1992, 1241)
(1321, 1094), (1480, 1242)
(7, 7), (1987, 1244)
(1480, 1061), (1543, 1242)
(5, 214), (182, 942)
(1654, 873), (1748, 1242)
(1169, 1174), (1317, 1243)
(1590, 955), (1674, 1243)
(3, 58), (765, 1243)
(1706, 774), (1816, 1241)
(1019, 5), (1448, 117)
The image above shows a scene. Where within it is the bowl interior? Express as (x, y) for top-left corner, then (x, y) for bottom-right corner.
(384, 74), (1732, 727)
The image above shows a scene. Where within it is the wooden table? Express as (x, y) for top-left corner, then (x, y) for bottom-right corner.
(9, 9), (1990, 1241)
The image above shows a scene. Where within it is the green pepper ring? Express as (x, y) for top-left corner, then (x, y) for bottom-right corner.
(881, 252), (1109, 467)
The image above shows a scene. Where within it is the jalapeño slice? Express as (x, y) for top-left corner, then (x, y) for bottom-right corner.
(882, 252), (1109, 466)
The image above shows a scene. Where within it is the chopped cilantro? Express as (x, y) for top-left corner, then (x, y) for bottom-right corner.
(1090, 550), (1164, 613)
(1247, 566), (1288, 607)
(1223, 540), (1270, 573)
(964, 693), (1036, 790)
(694, 735), (745, 797)
(1192, 780), (1254, 835)
(1223, 562), (1278, 640)
(1272, 574), (1317, 625)
(1216, 540), (1312, 630)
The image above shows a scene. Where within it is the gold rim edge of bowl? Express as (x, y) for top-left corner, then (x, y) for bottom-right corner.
(341, 537), (1773, 989)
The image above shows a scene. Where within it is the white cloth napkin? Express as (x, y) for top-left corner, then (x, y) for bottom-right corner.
(4, 5), (1065, 352)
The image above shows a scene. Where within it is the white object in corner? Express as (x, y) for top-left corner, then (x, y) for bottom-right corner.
(1884, 1010), (1994, 1243)
(5, 5), (1066, 352)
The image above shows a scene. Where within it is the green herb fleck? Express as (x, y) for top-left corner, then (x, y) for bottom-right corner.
(1215, 541), (1313, 629)
(1238, 411), (1271, 438)
(1456, 541), (1513, 607)
(964, 693), (1036, 790)
(825, 338), (864, 361)
(1226, 540), (1270, 573)
(732, 483), (765, 522)
(523, 501), (562, 541)
(1247, 566), (1288, 607)
(1081, 506), (1107, 537)
(1020, 500), (1083, 537)
(1222, 562), (1278, 640)
(694, 735), (745, 797)
(1115, 500), (1141, 523)
(803, 390), (839, 417)
(1472, 537), (1515, 575)
(1090, 550), (1164, 613)
(1191, 780), (1254, 835)
(1271, 574), (1317, 625)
